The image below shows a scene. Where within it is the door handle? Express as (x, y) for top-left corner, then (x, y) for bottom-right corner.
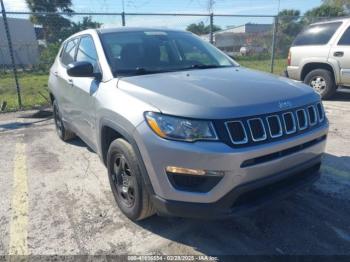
(334, 51), (344, 57)
(53, 71), (58, 77)
(67, 79), (73, 85)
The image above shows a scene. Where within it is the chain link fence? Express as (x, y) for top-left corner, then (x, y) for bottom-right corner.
(0, 10), (337, 111)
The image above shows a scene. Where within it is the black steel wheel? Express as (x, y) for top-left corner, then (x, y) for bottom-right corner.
(112, 154), (136, 208)
(107, 138), (155, 221)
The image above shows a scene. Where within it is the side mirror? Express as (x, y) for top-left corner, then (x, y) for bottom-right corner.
(67, 61), (94, 77)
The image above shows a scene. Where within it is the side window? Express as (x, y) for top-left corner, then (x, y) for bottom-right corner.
(338, 27), (350, 45)
(76, 36), (98, 66)
(61, 38), (78, 66)
(292, 22), (342, 46)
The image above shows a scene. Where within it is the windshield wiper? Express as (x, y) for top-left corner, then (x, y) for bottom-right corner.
(190, 64), (223, 69)
(115, 65), (232, 76)
(115, 67), (168, 76)
(179, 64), (232, 71)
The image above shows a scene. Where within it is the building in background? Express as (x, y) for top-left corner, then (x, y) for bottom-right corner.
(0, 17), (39, 66)
(201, 23), (272, 56)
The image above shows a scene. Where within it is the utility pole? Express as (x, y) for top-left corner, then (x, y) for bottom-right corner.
(207, 0), (215, 13)
(270, 16), (278, 73)
(208, 0), (215, 44)
(121, 0), (126, 26)
(0, 0), (22, 109)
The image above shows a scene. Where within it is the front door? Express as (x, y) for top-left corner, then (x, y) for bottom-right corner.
(70, 35), (100, 149)
(57, 38), (79, 122)
(330, 26), (350, 86)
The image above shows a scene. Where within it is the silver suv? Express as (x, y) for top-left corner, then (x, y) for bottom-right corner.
(286, 18), (350, 99)
(49, 28), (328, 221)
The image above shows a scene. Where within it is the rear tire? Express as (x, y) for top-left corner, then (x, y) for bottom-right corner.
(52, 100), (76, 141)
(107, 138), (155, 221)
(304, 69), (336, 99)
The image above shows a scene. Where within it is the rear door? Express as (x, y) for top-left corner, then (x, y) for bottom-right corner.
(330, 25), (350, 85)
(69, 35), (100, 148)
(56, 38), (79, 121)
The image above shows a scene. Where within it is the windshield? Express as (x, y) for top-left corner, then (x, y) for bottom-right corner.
(100, 30), (237, 76)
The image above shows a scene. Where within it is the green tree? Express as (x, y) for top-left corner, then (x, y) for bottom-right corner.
(59, 16), (102, 41)
(322, 0), (350, 12)
(302, 5), (345, 24)
(186, 21), (221, 35)
(278, 9), (302, 36)
(26, 0), (74, 43)
(37, 17), (101, 72)
(38, 42), (60, 71)
(276, 9), (303, 55)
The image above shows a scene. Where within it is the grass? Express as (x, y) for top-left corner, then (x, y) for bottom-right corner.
(0, 72), (49, 111)
(0, 57), (287, 112)
(236, 57), (287, 76)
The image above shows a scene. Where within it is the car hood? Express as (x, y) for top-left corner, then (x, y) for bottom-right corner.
(117, 67), (320, 119)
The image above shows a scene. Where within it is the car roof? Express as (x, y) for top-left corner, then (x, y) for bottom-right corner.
(310, 17), (350, 26)
(97, 27), (186, 34)
(62, 27), (190, 45)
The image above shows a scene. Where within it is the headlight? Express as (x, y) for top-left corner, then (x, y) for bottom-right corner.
(145, 112), (218, 142)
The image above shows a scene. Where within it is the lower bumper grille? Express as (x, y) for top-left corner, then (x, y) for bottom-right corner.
(241, 135), (326, 168)
(232, 162), (321, 209)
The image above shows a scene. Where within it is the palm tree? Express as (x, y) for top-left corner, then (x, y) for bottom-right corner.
(26, 0), (74, 43)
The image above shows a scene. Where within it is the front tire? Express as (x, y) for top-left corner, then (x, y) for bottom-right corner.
(304, 69), (336, 99)
(52, 100), (76, 141)
(107, 138), (155, 221)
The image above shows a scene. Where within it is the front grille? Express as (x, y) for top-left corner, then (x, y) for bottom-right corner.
(225, 102), (325, 146)
(248, 118), (267, 141)
(296, 109), (307, 130)
(267, 115), (282, 138)
(225, 121), (248, 144)
(316, 102), (324, 122)
(283, 112), (296, 134)
(308, 105), (317, 126)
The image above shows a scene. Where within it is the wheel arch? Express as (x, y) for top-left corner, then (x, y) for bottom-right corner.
(301, 62), (336, 83)
(98, 118), (155, 195)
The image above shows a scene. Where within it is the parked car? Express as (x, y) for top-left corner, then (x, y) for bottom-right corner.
(49, 28), (328, 221)
(286, 18), (350, 99)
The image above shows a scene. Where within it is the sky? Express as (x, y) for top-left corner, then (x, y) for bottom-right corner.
(3, 0), (323, 29)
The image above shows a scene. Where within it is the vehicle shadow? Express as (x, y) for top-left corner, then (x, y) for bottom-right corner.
(134, 153), (350, 256)
(330, 88), (350, 101)
(0, 109), (52, 132)
(19, 109), (53, 119)
(66, 137), (94, 152)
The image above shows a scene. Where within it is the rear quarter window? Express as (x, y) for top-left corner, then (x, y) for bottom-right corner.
(292, 22), (342, 46)
(338, 27), (350, 45)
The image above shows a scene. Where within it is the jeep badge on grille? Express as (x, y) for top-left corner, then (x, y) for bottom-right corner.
(278, 101), (293, 109)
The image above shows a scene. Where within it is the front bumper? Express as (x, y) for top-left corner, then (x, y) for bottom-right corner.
(134, 120), (328, 206)
(151, 157), (321, 218)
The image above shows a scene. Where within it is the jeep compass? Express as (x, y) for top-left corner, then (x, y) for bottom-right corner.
(49, 28), (328, 221)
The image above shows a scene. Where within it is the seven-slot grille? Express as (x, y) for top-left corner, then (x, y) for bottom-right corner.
(225, 102), (325, 146)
